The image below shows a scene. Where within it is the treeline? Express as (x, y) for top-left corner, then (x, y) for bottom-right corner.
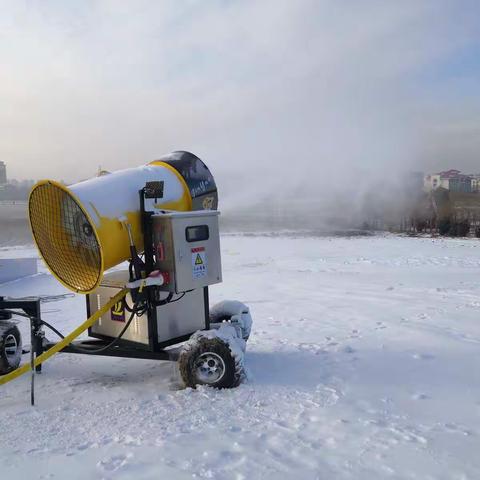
(437, 218), (480, 237)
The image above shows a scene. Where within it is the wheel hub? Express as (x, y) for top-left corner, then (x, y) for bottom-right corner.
(194, 352), (226, 384)
(4, 334), (18, 360)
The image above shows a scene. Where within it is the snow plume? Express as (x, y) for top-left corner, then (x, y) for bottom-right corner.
(1, 1), (479, 225)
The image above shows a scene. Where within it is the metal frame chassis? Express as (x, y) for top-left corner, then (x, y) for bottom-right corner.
(43, 339), (183, 362)
(0, 296), (185, 369)
(0, 186), (213, 371)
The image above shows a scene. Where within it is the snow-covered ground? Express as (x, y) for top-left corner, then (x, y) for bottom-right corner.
(1, 234), (480, 479)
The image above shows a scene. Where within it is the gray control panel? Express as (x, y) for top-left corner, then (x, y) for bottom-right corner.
(152, 210), (222, 293)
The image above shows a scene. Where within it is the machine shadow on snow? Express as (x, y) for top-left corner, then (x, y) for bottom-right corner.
(59, 359), (181, 389)
(26, 348), (335, 392)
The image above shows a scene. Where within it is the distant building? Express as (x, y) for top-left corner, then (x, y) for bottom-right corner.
(471, 175), (480, 193)
(0, 161), (6, 185)
(424, 170), (472, 193)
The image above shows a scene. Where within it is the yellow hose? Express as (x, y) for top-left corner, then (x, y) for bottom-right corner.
(0, 289), (128, 386)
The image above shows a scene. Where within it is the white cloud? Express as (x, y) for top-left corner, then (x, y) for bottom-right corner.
(0, 0), (479, 210)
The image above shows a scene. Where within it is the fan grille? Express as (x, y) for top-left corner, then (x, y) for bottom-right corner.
(29, 182), (102, 293)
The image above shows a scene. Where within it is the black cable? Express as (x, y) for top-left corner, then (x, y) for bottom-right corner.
(123, 296), (143, 313)
(152, 292), (173, 307)
(42, 305), (140, 354)
(128, 261), (134, 282)
(4, 301), (142, 355)
(168, 292), (186, 303)
(168, 289), (194, 303)
(40, 319), (64, 340)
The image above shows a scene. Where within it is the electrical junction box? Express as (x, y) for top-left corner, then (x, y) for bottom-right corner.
(152, 210), (222, 293)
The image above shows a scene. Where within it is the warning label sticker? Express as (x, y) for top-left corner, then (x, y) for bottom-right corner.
(191, 247), (207, 280)
(111, 300), (125, 322)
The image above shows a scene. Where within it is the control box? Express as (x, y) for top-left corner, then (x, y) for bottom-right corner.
(88, 271), (208, 347)
(152, 210), (222, 293)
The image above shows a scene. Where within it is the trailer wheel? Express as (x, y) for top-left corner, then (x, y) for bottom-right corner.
(0, 323), (22, 375)
(179, 337), (241, 389)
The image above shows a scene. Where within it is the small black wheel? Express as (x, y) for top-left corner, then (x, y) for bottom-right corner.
(179, 337), (242, 389)
(0, 323), (22, 375)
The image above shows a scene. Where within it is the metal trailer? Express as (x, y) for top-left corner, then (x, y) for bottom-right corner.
(0, 182), (251, 404)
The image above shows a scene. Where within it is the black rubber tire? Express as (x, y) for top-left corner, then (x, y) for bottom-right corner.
(179, 337), (241, 389)
(0, 323), (22, 375)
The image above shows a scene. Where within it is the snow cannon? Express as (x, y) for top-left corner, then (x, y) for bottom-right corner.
(28, 151), (218, 294)
(0, 150), (252, 400)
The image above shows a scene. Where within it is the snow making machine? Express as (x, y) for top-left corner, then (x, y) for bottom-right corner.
(0, 151), (252, 402)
